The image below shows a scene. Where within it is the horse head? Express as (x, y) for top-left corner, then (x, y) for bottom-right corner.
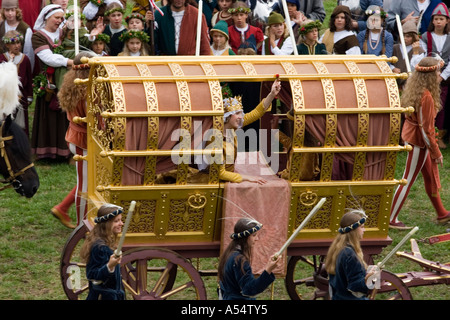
(0, 115), (39, 198)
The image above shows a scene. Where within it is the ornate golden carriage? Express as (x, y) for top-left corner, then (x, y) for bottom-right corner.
(61, 55), (412, 300)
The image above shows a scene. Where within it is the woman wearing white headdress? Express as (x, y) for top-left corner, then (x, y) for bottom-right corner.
(30, 4), (73, 160)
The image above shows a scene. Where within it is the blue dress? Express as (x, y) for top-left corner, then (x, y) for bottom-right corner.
(357, 29), (394, 57)
(219, 250), (275, 300)
(329, 245), (369, 300)
(86, 240), (125, 300)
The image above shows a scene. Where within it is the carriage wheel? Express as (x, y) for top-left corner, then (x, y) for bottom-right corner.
(120, 247), (207, 300)
(285, 255), (329, 300)
(369, 270), (412, 300)
(60, 222), (90, 300)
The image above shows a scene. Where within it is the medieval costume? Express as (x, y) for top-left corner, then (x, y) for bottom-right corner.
(329, 245), (370, 300)
(101, 4), (127, 56)
(218, 219), (278, 300)
(82, 204), (125, 300)
(296, 19), (327, 55)
(210, 20), (235, 56)
(219, 249), (276, 300)
(30, 5), (71, 160)
(80, 0), (127, 31)
(261, 12), (294, 55)
(390, 56), (450, 228)
(0, 0), (35, 71)
(86, 239), (125, 300)
(319, 5), (361, 55)
(227, 4), (264, 55)
(357, 7), (393, 57)
(410, 3), (450, 149)
(391, 20), (424, 88)
(0, 33), (33, 136)
(218, 97), (271, 183)
(154, 2), (210, 55)
(326, 211), (370, 300)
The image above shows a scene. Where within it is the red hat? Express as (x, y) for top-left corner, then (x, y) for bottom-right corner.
(432, 2), (449, 18)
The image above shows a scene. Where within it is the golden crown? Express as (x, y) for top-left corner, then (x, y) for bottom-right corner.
(223, 96), (243, 113)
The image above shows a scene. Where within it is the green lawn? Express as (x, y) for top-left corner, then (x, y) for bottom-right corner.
(0, 0), (448, 301)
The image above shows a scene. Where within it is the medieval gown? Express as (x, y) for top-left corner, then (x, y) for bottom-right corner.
(31, 28), (70, 159)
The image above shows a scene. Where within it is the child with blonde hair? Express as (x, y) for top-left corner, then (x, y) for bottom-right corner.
(325, 210), (373, 300)
(118, 29), (149, 56)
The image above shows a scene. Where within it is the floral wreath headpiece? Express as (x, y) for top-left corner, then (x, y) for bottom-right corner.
(415, 59), (445, 72)
(2, 34), (24, 44)
(299, 20), (322, 36)
(90, 0), (104, 7)
(125, 13), (145, 23)
(104, 7), (125, 16)
(228, 7), (251, 14)
(95, 33), (110, 43)
(119, 30), (150, 43)
(65, 12), (86, 20)
(338, 210), (367, 234)
(230, 220), (263, 240)
(365, 8), (387, 19)
(94, 205), (123, 223)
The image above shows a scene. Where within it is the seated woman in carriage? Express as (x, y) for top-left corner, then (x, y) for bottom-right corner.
(208, 79), (281, 184)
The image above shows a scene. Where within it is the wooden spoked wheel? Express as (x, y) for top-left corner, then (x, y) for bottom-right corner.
(285, 255), (329, 300)
(60, 222), (90, 300)
(120, 247), (207, 300)
(369, 270), (412, 300)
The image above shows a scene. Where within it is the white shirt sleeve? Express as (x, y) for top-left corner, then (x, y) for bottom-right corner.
(345, 46), (361, 55)
(270, 36), (294, 55)
(36, 49), (69, 67)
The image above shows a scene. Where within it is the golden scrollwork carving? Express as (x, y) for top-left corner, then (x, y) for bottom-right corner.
(299, 190), (318, 206)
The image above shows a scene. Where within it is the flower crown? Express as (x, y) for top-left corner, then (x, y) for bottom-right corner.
(90, 0), (104, 7)
(104, 7), (125, 16)
(2, 34), (24, 44)
(228, 7), (251, 14)
(299, 20), (322, 36)
(125, 13), (145, 23)
(95, 33), (110, 43)
(119, 30), (150, 43)
(65, 12), (86, 20)
(365, 8), (387, 19)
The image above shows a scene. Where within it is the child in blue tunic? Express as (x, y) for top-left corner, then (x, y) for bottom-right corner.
(325, 210), (375, 300)
(218, 218), (281, 300)
(357, 6), (393, 57)
(80, 203), (125, 300)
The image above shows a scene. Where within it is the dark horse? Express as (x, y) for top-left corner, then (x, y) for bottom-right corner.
(0, 115), (39, 198)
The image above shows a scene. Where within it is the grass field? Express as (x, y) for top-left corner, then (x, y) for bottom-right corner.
(0, 0), (448, 301)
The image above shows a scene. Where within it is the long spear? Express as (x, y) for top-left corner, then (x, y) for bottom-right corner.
(280, 0), (298, 55)
(114, 201), (137, 257)
(377, 226), (419, 269)
(74, 0), (79, 55)
(195, 0), (203, 56)
(147, 0), (155, 55)
(273, 197), (326, 259)
(396, 14), (411, 74)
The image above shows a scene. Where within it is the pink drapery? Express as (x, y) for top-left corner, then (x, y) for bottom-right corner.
(221, 151), (291, 276)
